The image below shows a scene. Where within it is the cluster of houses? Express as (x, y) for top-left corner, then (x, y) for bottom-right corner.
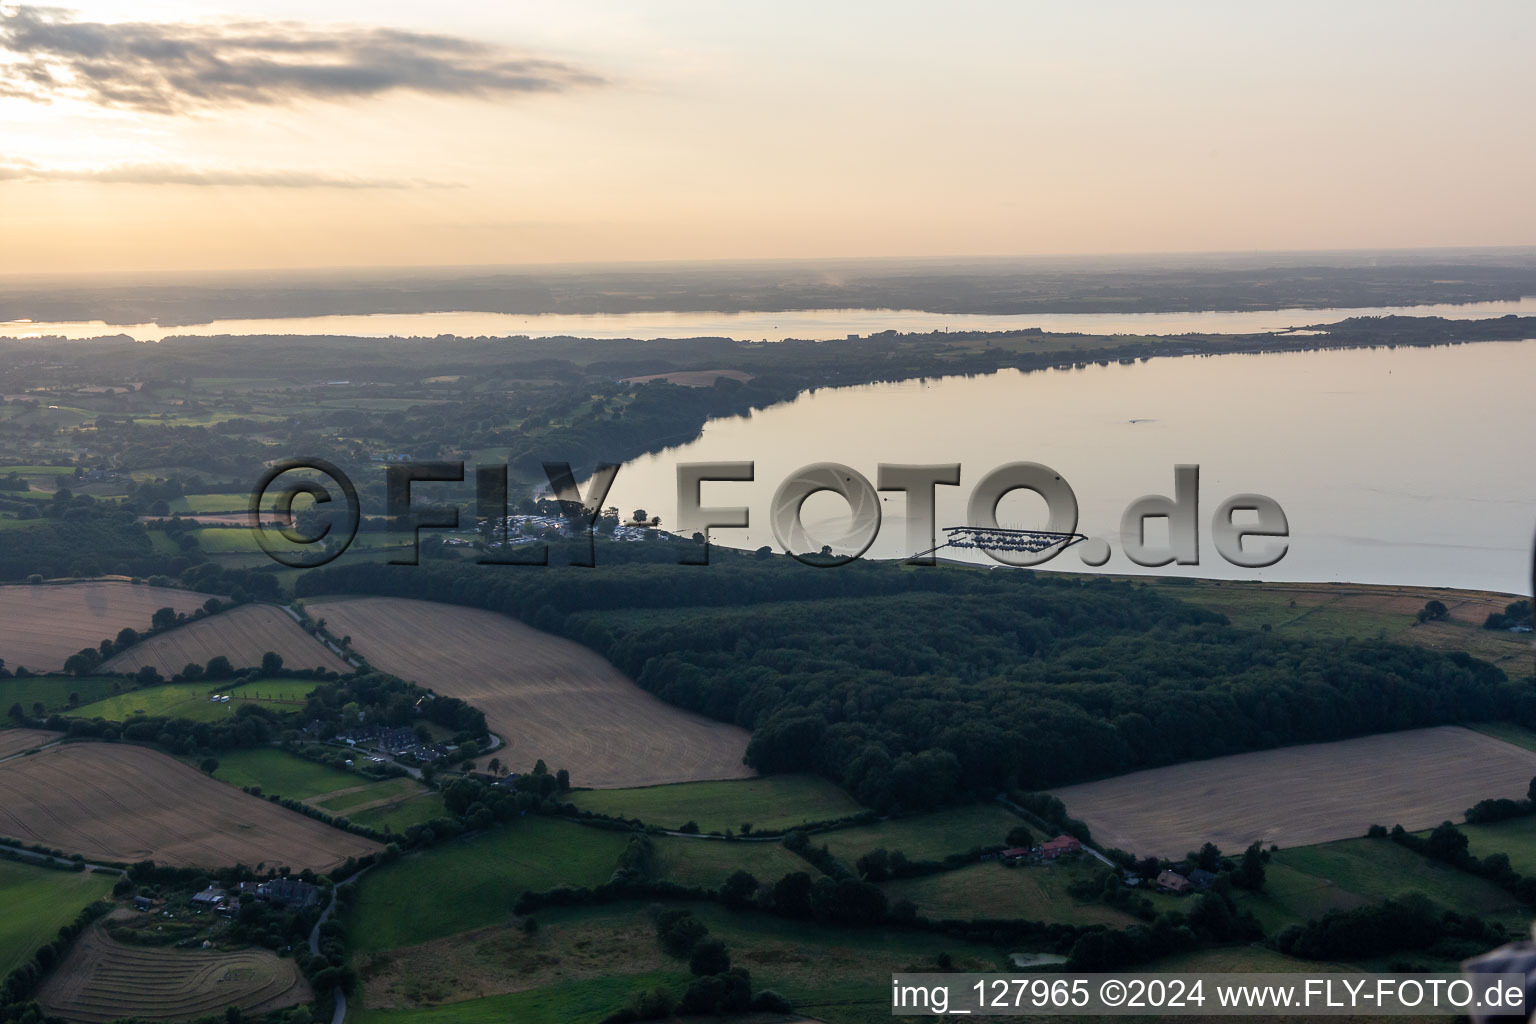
(1001, 833), (1084, 864)
(997, 833), (1214, 897)
(336, 724), (450, 763)
(186, 878), (321, 917)
(480, 514), (662, 545)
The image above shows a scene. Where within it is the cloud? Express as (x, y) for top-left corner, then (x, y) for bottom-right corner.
(0, 156), (442, 187)
(0, 6), (605, 114)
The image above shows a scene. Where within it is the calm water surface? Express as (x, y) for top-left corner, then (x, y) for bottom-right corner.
(6, 298), (1536, 341)
(603, 340), (1536, 593)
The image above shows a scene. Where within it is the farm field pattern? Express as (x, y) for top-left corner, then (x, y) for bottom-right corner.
(310, 597), (753, 788)
(0, 742), (379, 870)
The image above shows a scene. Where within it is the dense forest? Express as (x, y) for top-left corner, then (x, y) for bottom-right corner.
(297, 551), (1525, 812)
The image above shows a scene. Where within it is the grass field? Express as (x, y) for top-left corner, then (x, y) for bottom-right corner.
(816, 803), (1024, 865)
(310, 597), (752, 789)
(102, 603), (350, 676)
(1236, 837), (1530, 934)
(350, 793), (450, 834)
(193, 527), (410, 555)
(355, 972), (687, 1024)
(0, 860), (114, 977)
(0, 675), (121, 714)
(650, 836), (806, 889)
(211, 747), (361, 799)
(0, 742), (378, 869)
(38, 922), (310, 1023)
(166, 493), (251, 514)
(71, 677), (312, 724)
(566, 775), (862, 833)
(1052, 726), (1536, 858)
(1450, 815), (1536, 876)
(0, 582), (212, 672)
(357, 899), (1005, 1024)
(316, 777), (423, 813)
(1142, 945), (1360, 973)
(349, 818), (631, 952)
(1144, 578), (1535, 671)
(883, 858), (1142, 927)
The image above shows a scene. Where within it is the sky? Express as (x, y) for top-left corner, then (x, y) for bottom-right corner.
(0, 1), (1532, 274)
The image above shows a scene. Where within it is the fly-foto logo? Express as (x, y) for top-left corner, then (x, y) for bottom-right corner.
(250, 459), (1289, 570)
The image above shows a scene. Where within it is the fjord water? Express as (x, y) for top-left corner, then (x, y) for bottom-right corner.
(604, 339), (1536, 593)
(6, 297), (1536, 341)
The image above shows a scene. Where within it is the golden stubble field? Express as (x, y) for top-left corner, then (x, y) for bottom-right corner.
(1052, 726), (1536, 858)
(39, 920), (311, 1024)
(0, 582), (213, 672)
(103, 603), (351, 676)
(310, 596), (754, 788)
(0, 742), (379, 869)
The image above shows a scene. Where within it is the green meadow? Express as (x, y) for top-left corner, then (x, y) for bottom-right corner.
(884, 858), (1143, 927)
(211, 747), (361, 799)
(816, 803), (1023, 865)
(71, 678), (309, 724)
(649, 836), (806, 889)
(1236, 837), (1528, 934)
(348, 818), (630, 952)
(349, 793), (450, 834)
(0, 675), (120, 714)
(354, 972), (686, 1024)
(566, 774), (862, 833)
(0, 860), (114, 977)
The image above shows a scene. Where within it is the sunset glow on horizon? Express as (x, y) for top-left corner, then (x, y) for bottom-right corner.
(2, 1), (1532, 275)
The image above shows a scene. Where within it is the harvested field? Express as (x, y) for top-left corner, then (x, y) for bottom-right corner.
(0, 582), (211, 672)
(1052, 726), (1536, 858)
(102, 603), (350, 676)
(0, 729), (61, 760)
(310, 597), (752, 789)
(0, 742), (379, 870)
(38, 923), (310, 1023)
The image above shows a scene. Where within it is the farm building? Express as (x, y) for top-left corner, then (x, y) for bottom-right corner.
(1188, 868), (1217, 890)
(1039, 834), (1082, 860)
(1001, 846), (1032, 862)
(1156, 870), (1193, 894)
(191, 887), (227, 906)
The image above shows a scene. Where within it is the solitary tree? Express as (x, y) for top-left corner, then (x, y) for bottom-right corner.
(1418, 600), (1450, 623)
(1232, 842), (1266, 891)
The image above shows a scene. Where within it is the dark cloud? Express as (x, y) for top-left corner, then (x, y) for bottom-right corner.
(0, 6), (605, 114)
(0, 157), (442, 187)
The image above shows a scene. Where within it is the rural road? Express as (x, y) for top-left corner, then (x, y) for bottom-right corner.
(311, 867), (369, 1024)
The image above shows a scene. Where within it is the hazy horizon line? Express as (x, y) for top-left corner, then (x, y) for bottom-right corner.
(4, 243), (1536, 286)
